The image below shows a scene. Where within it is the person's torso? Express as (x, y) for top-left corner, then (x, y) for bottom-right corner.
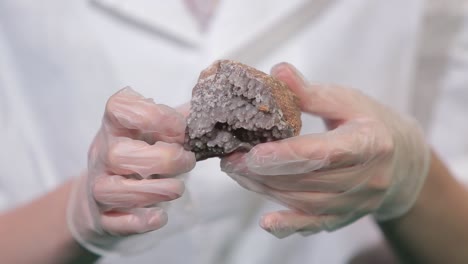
(2, 0), (458, 263)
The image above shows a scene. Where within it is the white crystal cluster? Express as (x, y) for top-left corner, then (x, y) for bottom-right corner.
(186, 62), (294, 160)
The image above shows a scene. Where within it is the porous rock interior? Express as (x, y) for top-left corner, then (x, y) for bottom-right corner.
(185, 63), (294, 160)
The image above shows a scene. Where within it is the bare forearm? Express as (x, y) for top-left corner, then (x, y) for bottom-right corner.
(0, 180), (99, 264)
(379, 151), (468, 263)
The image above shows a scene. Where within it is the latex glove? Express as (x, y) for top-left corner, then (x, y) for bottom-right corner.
(67, 87), (196, 256)
(221, 63), (430, 238)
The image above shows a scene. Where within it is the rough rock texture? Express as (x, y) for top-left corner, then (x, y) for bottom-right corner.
(185, 60), (301, 161)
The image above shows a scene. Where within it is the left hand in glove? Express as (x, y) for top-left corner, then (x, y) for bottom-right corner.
(221, 62), (430, 238)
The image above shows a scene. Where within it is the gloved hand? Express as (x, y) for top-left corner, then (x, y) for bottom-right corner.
(221, 63), (430, 238)
(67, 87), (196, 255)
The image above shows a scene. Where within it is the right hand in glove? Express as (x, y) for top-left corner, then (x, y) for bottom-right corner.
(220, 63), (430, 238)
(67, 87), (196, 256)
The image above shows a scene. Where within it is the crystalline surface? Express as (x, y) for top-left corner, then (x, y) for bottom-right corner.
(185, 61), (296, 161)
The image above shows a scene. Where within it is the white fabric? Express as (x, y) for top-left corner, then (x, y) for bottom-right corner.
(0, 0), (467, 263)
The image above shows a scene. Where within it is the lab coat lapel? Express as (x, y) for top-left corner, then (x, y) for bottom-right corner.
(91, 0), (205, 48)
(205, 0), (334, 64)
(90, 0), (332, 63)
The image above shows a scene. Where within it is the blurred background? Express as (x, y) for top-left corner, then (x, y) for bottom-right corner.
(0, 1), (467, 263)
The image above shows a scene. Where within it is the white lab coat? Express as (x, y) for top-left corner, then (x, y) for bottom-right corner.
(1, 0), (468, 263)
